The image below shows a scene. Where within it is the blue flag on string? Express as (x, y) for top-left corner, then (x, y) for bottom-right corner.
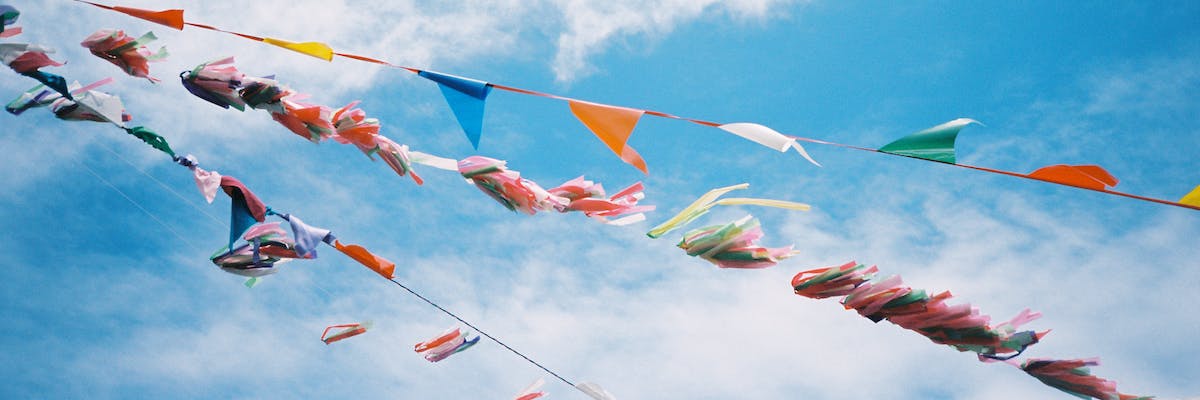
(418, 69), (491, 149)
(219, 176), (267, 248)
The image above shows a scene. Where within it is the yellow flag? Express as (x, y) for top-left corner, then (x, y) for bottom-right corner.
(262, 37), (334, 61)
(1180, 184), (1200, 206)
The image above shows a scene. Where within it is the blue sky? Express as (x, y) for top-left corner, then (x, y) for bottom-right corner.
(1, 1), (1198, 399)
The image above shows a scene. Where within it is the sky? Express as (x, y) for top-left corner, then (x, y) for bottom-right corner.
(1, 1), (1198, 399)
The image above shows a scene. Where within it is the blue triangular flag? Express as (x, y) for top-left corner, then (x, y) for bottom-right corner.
(418, 70), (491, 149)
(228, 191), (258, 248)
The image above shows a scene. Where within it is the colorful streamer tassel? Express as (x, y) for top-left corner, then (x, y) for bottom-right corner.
(180, 59), (435, 185)
(792, 261), (1045, 360)
(321, 322), (372, 345)
(552, 178), (655, 225)
(789, 262), (1150, 398)
(1, 43), (62, 73)
(1, 5), (21, 38)
(459, 156), (651, 222)
(6, 79), (118, 120)
(80, 29), (167, 82)
(0, 42), (71, 99)
(180, 56), (247, 110)
(239, 76), (334, 142)
(49, 85), (132, 126)
(210, 222), (302, 278)
(414, 327), (480, 362)
(1016, 358), (1151, 400)
(459, 156), (570, 215)
(512, 378), (546, 400)
(678, 215), (798, 269)
(4, 82), (56, 114)
(330, 101), (423, 184)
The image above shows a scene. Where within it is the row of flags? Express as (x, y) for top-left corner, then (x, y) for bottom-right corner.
(71, 0), (1200, 212)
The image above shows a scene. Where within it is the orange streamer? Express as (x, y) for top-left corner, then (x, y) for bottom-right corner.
(333, 240), (396, 279)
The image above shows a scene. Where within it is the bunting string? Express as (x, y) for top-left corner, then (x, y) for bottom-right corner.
(75, 158), (203, 253)
(92, 140), (227, 229)
(69, 0), (1200, 212)
(791, 131), (1200, 212)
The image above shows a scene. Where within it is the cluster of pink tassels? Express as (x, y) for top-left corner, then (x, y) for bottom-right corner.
(458, 156), (652, 224)
(792, 261), (1148, 399)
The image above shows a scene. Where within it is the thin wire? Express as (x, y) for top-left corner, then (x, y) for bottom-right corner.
(92, 135), (352, 298)
(93, 141), (229, 229)
(76, 159), (206, 254)
(385, 278), (578, 388)
(62, 5), (585, 391)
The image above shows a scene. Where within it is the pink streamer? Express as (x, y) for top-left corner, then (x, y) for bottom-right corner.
(80, 29), (165, 82)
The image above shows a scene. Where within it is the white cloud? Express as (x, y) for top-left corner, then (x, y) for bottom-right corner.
(550, 0), (802, 83)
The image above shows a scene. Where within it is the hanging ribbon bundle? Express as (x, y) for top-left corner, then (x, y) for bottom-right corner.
(458, 156), (652, 224)
(179, 57), (442, 184)
(0, 42), (70, 99)
(240, 75), (335, 142)
(792, 262), (1045, 359)
(321, 322), (372, 345)
(7, 78), (126, 123)
(1, 6), (68, 97)
(677, 215), (798, 269)
(0, 5), (21, 38)
(511, 378), (546, 400)
(180, 56), (245, 110)
(1013, 358), (1151, 400)
(330, 101), (424, 185)
(80, 28), (168, 82)
(647, 183), (809, 268)
(210, 221), (302, 278)
(195, 169), (338, 286)
(791, 262), (1149, 399)
(413, 326), (480, 363)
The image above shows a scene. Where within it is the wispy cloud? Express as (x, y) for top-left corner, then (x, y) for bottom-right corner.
(550, 0), (802, 83)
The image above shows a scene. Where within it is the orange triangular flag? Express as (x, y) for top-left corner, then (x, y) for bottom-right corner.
(112, 6), (184, 30)
(333, 240), (395, 279)
(1027, 164), (1118, 191)
(568, 100), (649, 174)
(262, 37), (334, 61)
(1180, 185), (1200, 206)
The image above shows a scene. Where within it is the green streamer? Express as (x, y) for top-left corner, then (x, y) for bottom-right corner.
(124, 126), (175, 157)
